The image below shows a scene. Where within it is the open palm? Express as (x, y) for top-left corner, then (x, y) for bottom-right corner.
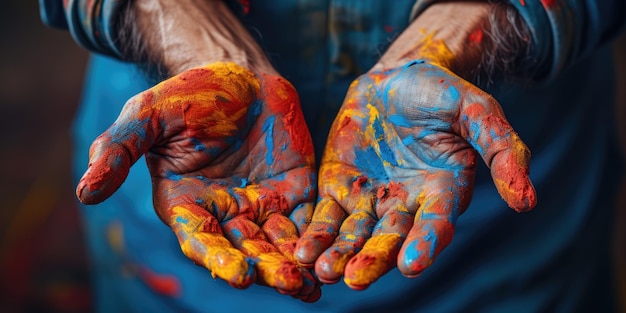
(76, 62), (320, 301)
(296, 60), (536, 290)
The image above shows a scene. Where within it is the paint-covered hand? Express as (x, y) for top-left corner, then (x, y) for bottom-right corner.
(295, 60), (536, 290)
(76, 62), (320, 301)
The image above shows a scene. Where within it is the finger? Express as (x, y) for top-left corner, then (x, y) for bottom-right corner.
(313, 196), (377, 284)
(397, 188), (461, 277)
(167, 204), (256, 289)
(76, 94), (160, 204)
(263, 212), (322, 301)
(222, 216), (303, 295)
(295, 198), (348, 268)
(460, 99), (536, 212)
(289, 202), (315, 235)
(343, 199), (413, 290)
(295, 269), (322, 302)
(262, 214), (300, 260)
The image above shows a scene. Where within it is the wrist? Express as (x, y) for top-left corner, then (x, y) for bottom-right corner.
(373, 1), (533, 87)
(120, 0), (276, 79)
(374, 2), (490, 72)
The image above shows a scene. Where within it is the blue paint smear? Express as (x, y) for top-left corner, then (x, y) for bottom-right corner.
(191, 138), (206, 151)
(195, 199), (205, 205)
(303, 186), (312, 199)
(447, 85), (460, 103)
(175, 216), (189, 224)
(239, 178), (249, 188)
(468, 120), (486, 155)
(372, 117), (398, 166)
(403, 60), (425, 68)
(246, 100), (263, 126)
(231, 228), (244, 241)
(262, 116), (275, 166)
(194, 176), (210, 184)
(388, 114), (411, 128)
(166, 171), (183, 181)
(402, 134), (416, 146)
(424, 225), (438, 259)
(354, 146), (388, 181)
(402, 240), (423, 268)
(110, 117), (150, 151)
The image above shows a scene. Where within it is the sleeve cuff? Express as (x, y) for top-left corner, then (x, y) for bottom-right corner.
(65, 0), (126, 58)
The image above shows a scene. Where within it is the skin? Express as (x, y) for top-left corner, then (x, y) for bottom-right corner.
(295, 2), (537, 289)
(77, 0), (320, 302)
(78, 0), (536, 301)
(77, 62), (319, 299)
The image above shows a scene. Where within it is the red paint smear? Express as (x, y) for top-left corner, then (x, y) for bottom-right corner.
(351, 176), (368, 194)
(540, 0), (558, 8)
(376, 181), (408, 203)
(263, 75), (314, 159)
(491, 150), (536, 211)
(468, 28), (483, 45)
(259, 190), (289, 215)
(138, 267), (181, 297)
(519, 0), (526, 6)
(239, 0), (250, 14)
(384, 25), (394, 33)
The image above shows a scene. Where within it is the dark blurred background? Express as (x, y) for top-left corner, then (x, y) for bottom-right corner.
(0, 2), (624, 313)
(0, 2), (90, 312)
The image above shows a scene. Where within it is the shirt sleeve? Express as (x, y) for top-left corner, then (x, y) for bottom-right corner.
(410, 0), (626, 81)
(39, 0), (252, 59)
(39, 0), (126, 58)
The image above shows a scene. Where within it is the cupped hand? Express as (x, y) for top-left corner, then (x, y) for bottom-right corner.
(295, 60), (536, 290)
(76, 62), (320, 301)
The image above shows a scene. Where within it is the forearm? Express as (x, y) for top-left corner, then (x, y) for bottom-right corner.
(118, 0), (275, 79)
(374, 1), (533, 87)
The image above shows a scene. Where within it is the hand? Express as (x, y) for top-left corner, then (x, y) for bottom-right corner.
(76, 62), (321, 301)
(295, 60), (536, 290)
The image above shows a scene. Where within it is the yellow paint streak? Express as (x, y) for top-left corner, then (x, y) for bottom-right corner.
(241, 241), (301, 291)
(311, 199), (341, 223)
(511, 134), (530, 167)
(494, 177), (518, 201)
(364, 103), (404, 167)
(331, 252), (353, 274)
(171, 206), (250, 286)
(181, 232), (250, 284)
(414, 30), (455, 68)
(257, 252), (299, 289)
(276, 84), (289, 100)
(344, 233), (402, 287)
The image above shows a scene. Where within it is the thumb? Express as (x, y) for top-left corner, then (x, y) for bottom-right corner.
(460, 98), (536, 212)
(77, 94), (160, 204)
